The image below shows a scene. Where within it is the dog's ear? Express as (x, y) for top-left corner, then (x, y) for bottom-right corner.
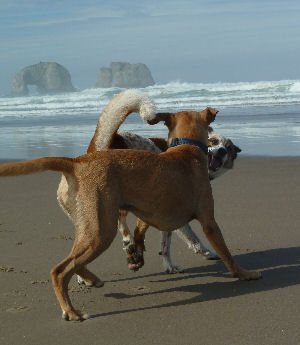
(234, 144), (242, 153)
(226, 139), (242, 154)
(201, 107), (219, 125)
(208, 126), (213, 134)
(147, 113), (172, 126)
(226, 139), (242, 159)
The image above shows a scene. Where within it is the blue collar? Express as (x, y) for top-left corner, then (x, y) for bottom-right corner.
(169, 138), (208, 155)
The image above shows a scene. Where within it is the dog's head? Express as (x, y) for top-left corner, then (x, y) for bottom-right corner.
(208, 127), (242, 180)
(147, 108), (219, 146)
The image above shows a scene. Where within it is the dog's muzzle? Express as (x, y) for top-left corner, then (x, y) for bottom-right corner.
(208, 147), (227, 172)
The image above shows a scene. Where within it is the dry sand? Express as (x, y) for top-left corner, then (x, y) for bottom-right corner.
(0, 157), (299, 345)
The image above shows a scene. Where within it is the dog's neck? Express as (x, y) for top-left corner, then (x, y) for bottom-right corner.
(169, 138), (208, 155)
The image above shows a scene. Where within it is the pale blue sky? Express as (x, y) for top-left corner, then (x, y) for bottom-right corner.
(1, 0), (300, 94)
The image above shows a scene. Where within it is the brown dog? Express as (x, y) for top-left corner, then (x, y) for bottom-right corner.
(76, 90), (241, 275)
(0, 108), (260, 321)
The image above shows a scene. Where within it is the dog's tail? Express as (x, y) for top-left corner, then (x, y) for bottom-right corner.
(0, 157), (74, 177)
(87, 89), (156, 152)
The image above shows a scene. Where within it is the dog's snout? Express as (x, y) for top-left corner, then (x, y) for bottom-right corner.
(217, 147), (227, 157)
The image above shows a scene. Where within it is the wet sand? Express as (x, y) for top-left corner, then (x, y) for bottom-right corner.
(0, 157), (300, 345)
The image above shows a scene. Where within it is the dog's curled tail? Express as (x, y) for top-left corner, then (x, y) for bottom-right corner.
(88, 89), (156, 152)
(0, 157), (74, 177)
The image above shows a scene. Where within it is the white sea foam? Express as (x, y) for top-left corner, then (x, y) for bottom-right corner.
(1, 79), (300, 119)
(1, 79), (300, 158)
(289, 82), (300, 93)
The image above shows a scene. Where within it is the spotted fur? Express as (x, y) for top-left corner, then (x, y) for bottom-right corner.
(88, 89), (156, 152)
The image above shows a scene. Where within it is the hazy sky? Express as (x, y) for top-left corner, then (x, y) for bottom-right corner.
(1, 0), (300, 94)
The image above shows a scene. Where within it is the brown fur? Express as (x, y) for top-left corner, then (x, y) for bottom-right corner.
(0, 107), (260, 321)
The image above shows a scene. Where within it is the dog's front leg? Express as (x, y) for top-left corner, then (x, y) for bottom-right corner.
(127, 219), (148, 271)
(159, 231), (184, 273)
(118, 210), (134, 249)
(175, 224), (219, 260)
(201, 219), (261, 280)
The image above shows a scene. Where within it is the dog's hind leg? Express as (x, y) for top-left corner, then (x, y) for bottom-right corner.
(159, 231), (184, 273)
(51, 197), (119, 320)
(50, 234), (104, 321)
(78, 210), (134, 286)
(175, 224), (219, 260)
(58, 175), (104, 288)
(200, 217), (261, 280)
(77, 211), (133, 287)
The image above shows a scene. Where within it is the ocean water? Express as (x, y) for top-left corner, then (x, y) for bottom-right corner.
(0, 80), (299, 159)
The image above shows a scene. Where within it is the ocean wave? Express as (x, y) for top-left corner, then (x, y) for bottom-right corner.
(0, 79), (300, 119)
(146, 79), (298, 93)
(289, 82), (300, 93)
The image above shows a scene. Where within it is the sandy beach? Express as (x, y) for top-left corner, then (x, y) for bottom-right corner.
(0, 156), (300, 345)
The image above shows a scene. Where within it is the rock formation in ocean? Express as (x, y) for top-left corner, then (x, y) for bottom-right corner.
(11, 62), (75, 96)
(95, 62), (155, 88)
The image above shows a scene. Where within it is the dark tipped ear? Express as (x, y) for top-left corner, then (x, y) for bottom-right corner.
(147, 112), (172, 126)
(226, 139), (242, 156)
(234, 144), (242, 153)
(208, 126), (213, 134)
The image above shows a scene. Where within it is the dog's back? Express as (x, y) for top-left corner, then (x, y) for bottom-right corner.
(74, 148), (211, 230)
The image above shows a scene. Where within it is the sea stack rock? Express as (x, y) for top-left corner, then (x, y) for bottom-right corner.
(95, 62), (155, 88)
(11, 62), (75, 96)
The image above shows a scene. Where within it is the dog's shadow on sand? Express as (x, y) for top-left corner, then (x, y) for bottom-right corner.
(89, 247), (300, 319)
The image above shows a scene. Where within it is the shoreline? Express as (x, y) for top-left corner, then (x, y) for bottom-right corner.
(1, 102), (300, 159)
(0, 156), (300, 344)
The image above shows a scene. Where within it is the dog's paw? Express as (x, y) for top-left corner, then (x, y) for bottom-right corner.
(165, 265), (184, 274)
(128, 262), (144, 271)
(62, 309), (89, 321)
(77, 275), (104, 288)
(234, 269), (262, 281)
(126, 244), (144, 271)
(202, 250), (220, 260)
(190, 244), (220, 260)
